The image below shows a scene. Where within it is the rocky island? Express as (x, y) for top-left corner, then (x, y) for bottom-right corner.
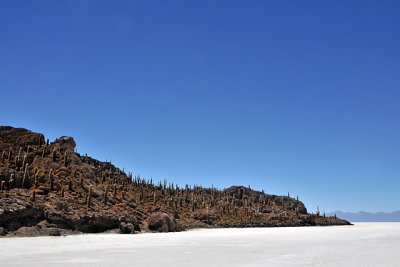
(0, 126), (350, 237)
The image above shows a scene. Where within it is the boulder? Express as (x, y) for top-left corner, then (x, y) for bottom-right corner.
(119, 222), (135, 234)
(192, 208), (220, 225)
(148, 212), (176, 232)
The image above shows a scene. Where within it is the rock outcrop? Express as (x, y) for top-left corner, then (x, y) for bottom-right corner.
(0, 126), (351, 237)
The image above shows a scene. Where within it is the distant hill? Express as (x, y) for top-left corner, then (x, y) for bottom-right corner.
(328, 210), (400, 222)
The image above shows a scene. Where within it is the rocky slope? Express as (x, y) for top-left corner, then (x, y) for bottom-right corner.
(0, 126), (351, 237)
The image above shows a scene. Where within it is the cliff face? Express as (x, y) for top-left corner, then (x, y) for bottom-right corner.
(0, 126), (350, 236)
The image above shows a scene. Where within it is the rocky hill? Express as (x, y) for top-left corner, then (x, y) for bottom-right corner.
(0, 126), (350, 237)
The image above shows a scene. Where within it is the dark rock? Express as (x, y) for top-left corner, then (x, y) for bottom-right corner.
(119, 222), (135, 234)
(0, 201), (44, 230)
(0, 227), (5, 235)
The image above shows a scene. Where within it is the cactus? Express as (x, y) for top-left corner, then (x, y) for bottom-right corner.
(22, 155), (27, 171)
(33, 174), (38, 188)
(24, 162), (29, 173)
(61, 187), (65, 197)
(52, 149), (56, 162)
(17, 147), (22, 160)
(113, 183), (117, 198)
(0, 181), (4, 191)
(41, 145), (46, 157)
(104, 185), (108, 205)
(31, 190), (36, 202)
(1, 151), (5, 164)
(87, 186), (92, 208)
(7, 148), (12, 161)
(22, 164), (29, 189)
(49, 169), (54, 191)
(68, 180), (72, 191)
(9, 173), (14, 189)
(38, 135), (43, 147)
(63, 151), (68, 167)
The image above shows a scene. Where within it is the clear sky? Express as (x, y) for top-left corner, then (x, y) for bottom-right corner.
(1, 1), (399, 213)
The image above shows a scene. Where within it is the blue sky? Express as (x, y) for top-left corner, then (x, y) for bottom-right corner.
(1, 0), (399, 213)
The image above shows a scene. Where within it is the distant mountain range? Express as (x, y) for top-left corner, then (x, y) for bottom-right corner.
(328, 210), (400, 222)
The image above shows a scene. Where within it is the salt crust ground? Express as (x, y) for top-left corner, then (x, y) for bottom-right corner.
(0, 223), (399, 267)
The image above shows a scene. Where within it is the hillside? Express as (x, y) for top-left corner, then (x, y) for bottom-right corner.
(0, 126), (350, 236)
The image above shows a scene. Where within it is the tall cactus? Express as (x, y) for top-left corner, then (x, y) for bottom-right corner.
(49, 169), (54, 191)
(52, 149), (56, 162)
(8, 148), (12, 162)
(87, 186), (92, 208)
(22, 155), (27, 171)
(104, 185), (108, 206)
(22, 163), (29, 189)
(9, 173), (14, 189)
(1, 151), (5, 164)
(63, 151), (68, 167)
(17, 147), (22, 161)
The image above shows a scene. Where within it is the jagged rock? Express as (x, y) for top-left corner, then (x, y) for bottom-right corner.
(0, 126), (44, 149)
(52, 136), (76, 151)
(148, 212), (177, 232)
